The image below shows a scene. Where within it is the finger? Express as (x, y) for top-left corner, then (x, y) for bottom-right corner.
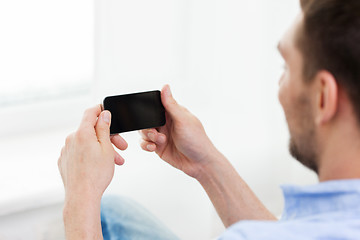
(114, 151), (125, 166)
(161, 85), (182, 119)
(139, 129), (166, 144)
(139, 129), (157, 141)
(79, 104), (102, 128)
(95, 110), (112, 147)
(140, 139), (156, 152)
(111, 134), (128, 150)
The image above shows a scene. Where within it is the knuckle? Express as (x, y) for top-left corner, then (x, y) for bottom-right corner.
(140, 130), (149, 139)
(65, 134), (73, 145)
(97, 122), (107, 130)
(57, 156), (62, 169)
(193, 118), (204, 130)
(75, 128), (87, 142)
(57, 157), (61, 169)
(83, 107), (92, 116)
(140, 141), (148, 150)
(60, 146), (65, 155)
(58, 146), (66, 167)
(169, 97), (177, 105)
(141, 129), (149, 134)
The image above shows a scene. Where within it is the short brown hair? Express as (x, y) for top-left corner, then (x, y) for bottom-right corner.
(298, 0), (360, 121)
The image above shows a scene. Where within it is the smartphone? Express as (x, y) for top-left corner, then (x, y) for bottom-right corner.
(103, 90), (166, 134)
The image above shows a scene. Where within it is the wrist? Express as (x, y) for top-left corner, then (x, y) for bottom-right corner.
(63, 189), (102, 222)
(63, 194), (103, 239)
(63, 194), (101, 220)
(194, 148), (227, 182)
(64, 182), (103, 204)
(64, 192), (102, 208)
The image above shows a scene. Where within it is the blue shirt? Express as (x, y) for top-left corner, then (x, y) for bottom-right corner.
(218, 179), (360, 239)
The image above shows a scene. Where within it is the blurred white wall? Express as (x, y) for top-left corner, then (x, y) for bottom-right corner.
(0, 0), (318, 239)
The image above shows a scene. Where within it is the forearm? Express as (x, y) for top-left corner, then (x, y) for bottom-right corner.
(63, 195), (103, 240)
(196, 150), (277, 227)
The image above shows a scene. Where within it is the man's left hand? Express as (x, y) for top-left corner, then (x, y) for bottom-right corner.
(58, 104), (127, 201)
(58, 105), (128, 240)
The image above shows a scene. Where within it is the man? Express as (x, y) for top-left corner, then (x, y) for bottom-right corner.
(58, 0), (360, 239)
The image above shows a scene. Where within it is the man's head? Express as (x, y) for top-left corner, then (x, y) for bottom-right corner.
(278, 0), (360, 174)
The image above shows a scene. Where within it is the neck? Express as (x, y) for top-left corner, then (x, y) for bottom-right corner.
(317, 120), (360, 182)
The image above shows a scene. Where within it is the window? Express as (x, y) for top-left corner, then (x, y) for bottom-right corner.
(0, 0), (94, 134)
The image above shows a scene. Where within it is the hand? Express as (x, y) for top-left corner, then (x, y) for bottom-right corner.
(142, 86), (277, 227)
(139, 85), (218, 179)
(58, 105), (128, 201)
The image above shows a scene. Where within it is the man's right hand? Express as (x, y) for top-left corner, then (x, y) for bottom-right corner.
(139, 85), (219, 179)
(140, 85), (276, 227)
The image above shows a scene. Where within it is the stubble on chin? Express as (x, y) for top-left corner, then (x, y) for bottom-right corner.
(287, 92), (319, 174)
(289, 135), (318, 174)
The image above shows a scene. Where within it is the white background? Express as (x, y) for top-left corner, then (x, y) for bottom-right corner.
(0, 0), (317, 239)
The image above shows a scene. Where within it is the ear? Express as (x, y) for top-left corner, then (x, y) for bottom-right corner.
(314, 70), (338, 125)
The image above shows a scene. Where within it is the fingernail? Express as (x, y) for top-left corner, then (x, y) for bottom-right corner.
(148, 132), (155, 141)
(164, 85), (172, 98)
(102, 111), (110, 124)
(158, 134), (166, 143)
(147, 144), (154, 151)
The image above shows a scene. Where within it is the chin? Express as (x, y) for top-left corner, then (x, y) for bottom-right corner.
(289, 137), (319, 174)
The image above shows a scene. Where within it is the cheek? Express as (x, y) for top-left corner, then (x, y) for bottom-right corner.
(279, 85), (297, 138)
(278, 84), (290, 125)
(278, 69), (297, 109)
(278, 73), (295, 128)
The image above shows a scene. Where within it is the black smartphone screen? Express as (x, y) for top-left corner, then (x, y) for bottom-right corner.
(103, 90), (166, 134)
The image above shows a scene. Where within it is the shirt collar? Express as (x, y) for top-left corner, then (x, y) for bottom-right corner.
(281, 179), (360, 220)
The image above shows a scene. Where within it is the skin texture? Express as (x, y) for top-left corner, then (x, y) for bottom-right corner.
(58, 105), (128, 239)
(278, 14), (360, 181)
(140, 85), (277, 226)
(277, 15), (319, 173)
(58, 12), (360, 240)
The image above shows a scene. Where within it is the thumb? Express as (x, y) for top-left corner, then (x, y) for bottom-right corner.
(95, 110), (112, 147)
(161, 85), (182, 119)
